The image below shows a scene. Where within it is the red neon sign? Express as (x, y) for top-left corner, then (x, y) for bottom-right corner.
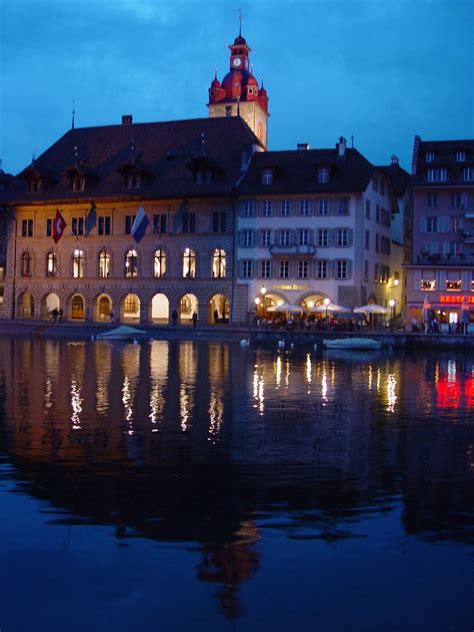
(439, 295), (474, 305)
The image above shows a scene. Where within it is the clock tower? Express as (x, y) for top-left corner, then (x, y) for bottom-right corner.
(207, 28), (269, 148)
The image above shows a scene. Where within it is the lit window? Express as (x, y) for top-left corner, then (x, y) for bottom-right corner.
(154, 249), (166, 278)
(21, 251), (32, 277)
(98, 250), (111, 278)
(421, 279), (436, 291)
(72, 249), (84, 278)
(446, 280), (461, 292)
(125, 249), (137, 278)
(183, 248), (196, 278)
(212, 248), (226, 278)
(46, 252), (57, 277)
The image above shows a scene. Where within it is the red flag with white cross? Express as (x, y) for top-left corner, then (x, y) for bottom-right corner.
(52, 208), (67, 243)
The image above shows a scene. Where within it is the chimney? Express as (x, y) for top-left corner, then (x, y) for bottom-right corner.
(122, 114), (133, 125)
(337, 136), (347, 158)
(391, 154), (399, 166)
(297, 143), (310, 151)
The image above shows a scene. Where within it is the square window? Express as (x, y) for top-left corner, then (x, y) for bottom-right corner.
(281, 200), (291, 216)
(318, 200), (329, 216)
(299, 200), (309, 216)
(262, 200), (273, 217)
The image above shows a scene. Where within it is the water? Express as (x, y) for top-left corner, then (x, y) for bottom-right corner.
(0, 338), (472, 631)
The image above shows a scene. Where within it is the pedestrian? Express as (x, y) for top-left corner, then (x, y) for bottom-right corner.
(172, 309), (178, 326)
(213, 308), (219, 324)
(192, 311), (198, 328)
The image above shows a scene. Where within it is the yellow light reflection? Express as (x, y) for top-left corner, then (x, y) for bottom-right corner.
(208, 389), (223, 442)
(368, 365), (373, 390)
(321, 366), (328, 403)
(377, 368), (381, 393)
(70, 378), (83, 430)
(253, 364), (265, 414)
(149, 341), (169, 428)
(386, 373), (397, 413)
(306, 354), (312, 393)
(275, 355), (282, 389)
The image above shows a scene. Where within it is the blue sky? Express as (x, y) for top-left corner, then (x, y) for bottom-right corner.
(0, 0), (473, 175)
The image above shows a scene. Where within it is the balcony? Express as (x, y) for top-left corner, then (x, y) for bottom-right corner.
(269, 245), (317, 258)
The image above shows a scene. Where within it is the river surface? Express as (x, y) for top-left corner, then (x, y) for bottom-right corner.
(0, 337), (472, 631)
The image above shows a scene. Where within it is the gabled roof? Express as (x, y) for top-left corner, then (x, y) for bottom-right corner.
(412, 137), (474, 185)
(237, 148), (377, 195)
(1, 117), (262, 205)
(378, 163), (410, 196)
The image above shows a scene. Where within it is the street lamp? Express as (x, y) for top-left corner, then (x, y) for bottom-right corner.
(260, 285), (267, 317)
(324, 297), (330, 327)
(389, 298), (396, 332)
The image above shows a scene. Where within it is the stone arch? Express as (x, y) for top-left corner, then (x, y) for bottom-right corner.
(41, 292), (60, 319)
(94, 293), (113, 322)
(298, 292), (328, 312)
(208, 293), (230, 324)
(150, 293), (169, 323)
(179, 293), (198, 324)
(367, 293), (378, 305)
(69, 293), (86, 320)
(17, 291), (34, 319)
(254, 290), (287, 317)
(121, 293), (140, 322)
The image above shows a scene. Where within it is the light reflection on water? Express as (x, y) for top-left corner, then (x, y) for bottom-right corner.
(0, 338), (473, 631)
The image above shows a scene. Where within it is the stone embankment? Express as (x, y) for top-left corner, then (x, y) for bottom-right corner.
(0, 319), (474, 348)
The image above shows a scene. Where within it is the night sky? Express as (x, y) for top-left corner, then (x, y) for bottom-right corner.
(0, 0), (473, 175)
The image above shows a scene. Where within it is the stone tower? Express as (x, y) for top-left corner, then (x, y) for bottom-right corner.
(207, 28), (269, 148)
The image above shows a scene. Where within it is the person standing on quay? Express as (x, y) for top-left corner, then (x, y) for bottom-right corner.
(192, 311), (198, 328)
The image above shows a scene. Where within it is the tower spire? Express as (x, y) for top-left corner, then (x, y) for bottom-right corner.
(72, 98), (75, 130)
(239, 8), (242, 36)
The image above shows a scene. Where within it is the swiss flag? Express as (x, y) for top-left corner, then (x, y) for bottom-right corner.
(52, 208), (67, 243)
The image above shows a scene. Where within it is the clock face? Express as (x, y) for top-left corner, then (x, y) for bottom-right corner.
(232, 57), (242, 68)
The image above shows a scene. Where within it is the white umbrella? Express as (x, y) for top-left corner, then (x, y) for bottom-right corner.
(312, 302), (351, 313)
(269, 302), (303, 313)
(354, 304), (388, 315)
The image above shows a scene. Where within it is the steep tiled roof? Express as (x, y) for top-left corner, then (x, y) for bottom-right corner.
(237, 148), (378, 195)
(378, 163), (410, 196)
(0, 117), (261, 205)
(412, 138), (474, 185)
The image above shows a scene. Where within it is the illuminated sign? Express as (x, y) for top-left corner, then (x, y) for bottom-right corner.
(439, 295), (474, 304)
(273, 284), (307, 291)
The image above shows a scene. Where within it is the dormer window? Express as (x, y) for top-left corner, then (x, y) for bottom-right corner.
(427, 168), (448, 182)
(195, 169), (214, 184)
(456, 151), (466, 162)
(126, 173), (142, 189)
(70, 176), (85, 191)
(426, 152), (435, 163)
(28, 179), (41, 192)
(261, 168), (273, 185)
(318, 167), (329, 183)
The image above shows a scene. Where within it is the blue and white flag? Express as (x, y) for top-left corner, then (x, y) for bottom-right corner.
(131, 205), (149, 243)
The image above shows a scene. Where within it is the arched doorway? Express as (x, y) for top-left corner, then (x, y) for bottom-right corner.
(151, 293), (169, 323)
(96, 294), (112, 321)
(258, 292), (284, 319)
(18, 292), (34, 319)
(300, 294), (325, 312)
(122, 293), (140, 322)
(42, 293), (60, 319)
(71, 294), (85, 320)
(209, 294), (230, 324)
(180, 293), (198, 324)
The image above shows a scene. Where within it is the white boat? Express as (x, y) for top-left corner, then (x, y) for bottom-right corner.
(323, 337), (381, 350)
(95, 325), (146, 341)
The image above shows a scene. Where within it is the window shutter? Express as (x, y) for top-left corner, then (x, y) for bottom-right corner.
(348, 229), (354, 247)
(461, 270), (469, 290)
(420, 217), (427, 233)
(347, 260), (353, 278)
(439, 269), (446, 289)
(329, 229), (335, 247)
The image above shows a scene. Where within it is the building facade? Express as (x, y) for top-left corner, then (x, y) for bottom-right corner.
(405, 137), (474, 325)
(0, 117), (261, 324)
(235, 138), (404, 318)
